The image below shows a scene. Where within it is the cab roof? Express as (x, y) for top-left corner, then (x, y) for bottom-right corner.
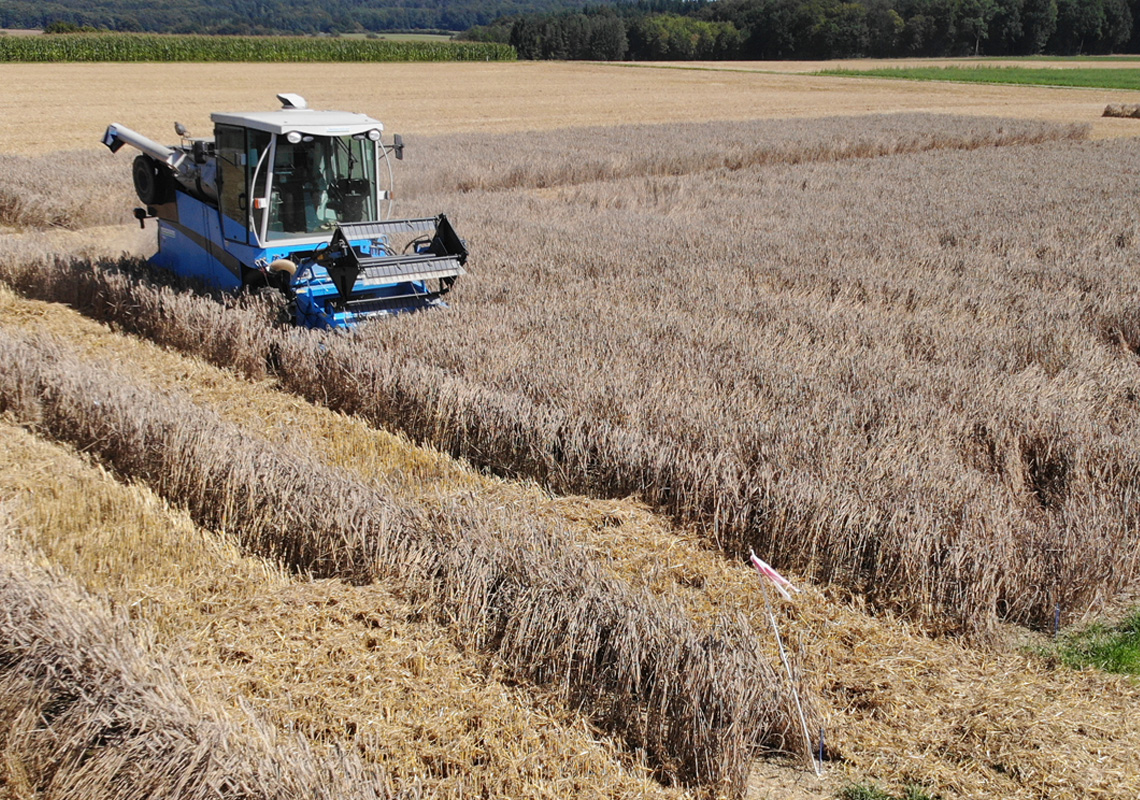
(210, 108), (384, 137)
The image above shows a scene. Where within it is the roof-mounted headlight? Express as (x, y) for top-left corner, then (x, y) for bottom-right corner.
(286, 131), (302, 144)
(367, 128), (381, 142)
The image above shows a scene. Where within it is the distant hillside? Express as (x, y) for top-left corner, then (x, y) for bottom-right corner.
(0, 0), (628, 34)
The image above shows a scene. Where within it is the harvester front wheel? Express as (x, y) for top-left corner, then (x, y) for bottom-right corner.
(132, 155), (173, 205)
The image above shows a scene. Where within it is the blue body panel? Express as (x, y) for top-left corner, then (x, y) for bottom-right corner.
(151, 193), (242, 291)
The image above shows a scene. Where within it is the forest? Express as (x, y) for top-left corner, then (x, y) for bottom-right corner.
(5, 0), (1140, 59)
(468, 0), (1140, 61)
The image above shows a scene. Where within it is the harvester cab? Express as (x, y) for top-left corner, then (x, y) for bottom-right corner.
(102, 93), (467, 329)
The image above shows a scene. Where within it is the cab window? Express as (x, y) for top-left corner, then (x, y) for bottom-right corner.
(267, 134), (377, 239)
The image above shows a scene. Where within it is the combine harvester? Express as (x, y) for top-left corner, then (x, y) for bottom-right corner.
(102, 94), (467, 329)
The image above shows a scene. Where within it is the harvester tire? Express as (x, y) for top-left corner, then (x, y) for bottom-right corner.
(132, 155), (173, 205)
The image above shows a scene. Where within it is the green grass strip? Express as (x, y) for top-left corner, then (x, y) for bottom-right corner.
(1058, 609), (1140, 674)
(1004, 55), (1140, 62)
(0, 32), (515, 62)
(817, 65), (1140, 91)
(840, 782), (938, 800)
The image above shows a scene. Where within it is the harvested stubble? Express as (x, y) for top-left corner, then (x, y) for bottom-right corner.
(0, 420), (685, 800)
(799, 589), (1140, 799)
(0, 528), (388, 800)
(0, 328), (806, 796)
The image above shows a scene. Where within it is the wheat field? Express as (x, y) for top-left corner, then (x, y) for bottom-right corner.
(3, 62), (1140, 800)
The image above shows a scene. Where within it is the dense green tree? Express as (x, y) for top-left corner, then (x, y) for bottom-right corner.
(1050, 0), (1130, 53)
(627, 13), (740, 58)
(508, 9), (632, 59)
(1052, 0), (1106, 53)
(2, 0), (609, 35)
(1018, 0), (1056, 53)
(797, 1), (872, 57)
(866, 0), (906, 55)
(590, 13), (631, 59)
(898, 11), (934, 52)
(713, 0), (807, 59)
(956, 0), (998, 54)
(43, 19), (98, 32)
(1104, 0), (1134, 50)
(986, 0), (1022, 53)
(460, 17), (516, 43)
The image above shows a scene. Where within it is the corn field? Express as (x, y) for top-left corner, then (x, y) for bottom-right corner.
(0, 33), (515, 63)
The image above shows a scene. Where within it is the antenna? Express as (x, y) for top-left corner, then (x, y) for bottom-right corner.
(277, 93), (308, 110)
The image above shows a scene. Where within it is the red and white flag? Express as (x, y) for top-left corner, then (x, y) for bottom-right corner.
(750, 550), (798, 601)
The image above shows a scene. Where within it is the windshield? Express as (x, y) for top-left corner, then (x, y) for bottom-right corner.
(266, 134), (377, 240)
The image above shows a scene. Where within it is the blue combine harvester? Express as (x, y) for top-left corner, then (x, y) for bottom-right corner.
(102, 94), (467, 329)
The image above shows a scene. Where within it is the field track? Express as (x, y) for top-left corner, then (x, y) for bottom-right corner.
(2, 60), (1140, 154)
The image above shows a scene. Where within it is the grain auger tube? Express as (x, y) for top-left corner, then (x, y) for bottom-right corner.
(102, 93), (467, 329)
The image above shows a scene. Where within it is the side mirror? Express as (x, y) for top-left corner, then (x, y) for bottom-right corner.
(393, 134), (404, 161)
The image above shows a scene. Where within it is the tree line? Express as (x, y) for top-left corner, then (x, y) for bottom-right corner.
(461, 0), (1140, 61)
(5, 0), (1140, 59)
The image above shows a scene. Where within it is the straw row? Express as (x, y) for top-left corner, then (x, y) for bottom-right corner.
(0, 528), (389, 800)
(402, 113), (1088, 196)
(1103, 103), (1140, 119)
(0, 327), (805, 796)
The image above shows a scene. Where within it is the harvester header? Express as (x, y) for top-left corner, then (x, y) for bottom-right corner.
(102, 94), (465, 329)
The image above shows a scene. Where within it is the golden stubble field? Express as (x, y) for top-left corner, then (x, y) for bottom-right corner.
(2, 59), (1140, 154)
(4, 60), (1140, 800)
